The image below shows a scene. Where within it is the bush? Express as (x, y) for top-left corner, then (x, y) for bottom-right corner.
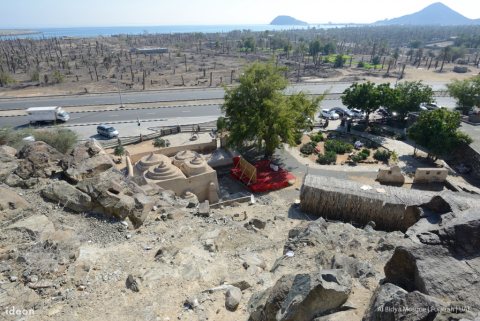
(34, 129), (78, 154)
(153, 137), (167, 148)
(51, 70), (64, 84)
(360, 148), (370, 156)
(300, 142), (316, 155)
(325, 139), (353, 154)
(310, 132), (324, 143)
(217, 116), (227, 132)
(114, 144), (125, 156)
(0, 71), (16, 87)
(317, 151), (337, 165)
(373, 149), (391, 162)
(350, 154), (364, 163)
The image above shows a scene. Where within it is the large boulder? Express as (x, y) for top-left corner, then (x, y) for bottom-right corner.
(76, 169), (152, 227)
(14, 141), (63, 180)
(384, 208), (480, 311)
(41, 180), (92, 212)
(363, 283), (445, 321)
(249, 270), (352, 321)
(0, 145), (19, 182)
(0, 186), (29, 212)
(61, 139), (114, 183)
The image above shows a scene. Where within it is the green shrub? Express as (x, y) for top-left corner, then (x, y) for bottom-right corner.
(51, 70), (64, 84)
(350, 154), (364, 163)
(114, 144), (125, 156)
(300, 142), (316, 155)
(317, 150), (337, 165)
(0, 127), (36, 149)
(373, 149), (391, 162)
(360, 148), (370, 156)
(310, 132), (324, 143)
(324, 139), (353, 154)
(0, 71), (16, 87)
(34, 129), (78, 154)
(153, 137), (167, 148)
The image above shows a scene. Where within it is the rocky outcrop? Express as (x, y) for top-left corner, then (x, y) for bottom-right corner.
(41, 180), (92, 212)
(77, 169), (153, 227)
(363, 283), (446, 321)
(249, 270), (352, 321)
(61, 139), (114, 183)
(14, 141), (63, 180)
(375, 196), (480, 314)
(0, 145), (18, 182)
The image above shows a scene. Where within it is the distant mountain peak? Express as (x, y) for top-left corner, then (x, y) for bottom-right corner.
(270, 15), (308, 26)
(375, 2), (479, 26)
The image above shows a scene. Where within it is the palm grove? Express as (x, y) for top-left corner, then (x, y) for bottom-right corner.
(222, 62), (477, 161)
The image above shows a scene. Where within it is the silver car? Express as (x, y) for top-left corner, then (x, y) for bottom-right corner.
(321, 109), (340, 120)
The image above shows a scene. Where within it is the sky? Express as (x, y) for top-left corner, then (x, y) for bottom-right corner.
(2, 0), (479, 28)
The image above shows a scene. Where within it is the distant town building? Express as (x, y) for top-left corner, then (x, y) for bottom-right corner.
(131, 47), (169, 54)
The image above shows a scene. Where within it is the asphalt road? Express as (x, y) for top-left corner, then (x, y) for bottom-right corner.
(0, 104), (223, 128)
(0, 82), (449, 110)
(0, 96), (457, 129)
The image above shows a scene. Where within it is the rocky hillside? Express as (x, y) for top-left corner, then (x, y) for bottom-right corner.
(270, 15), (308, 26)
(375, 2), (479, 25)
(0, 140), (479, 320)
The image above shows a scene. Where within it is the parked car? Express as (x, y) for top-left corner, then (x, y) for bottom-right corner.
(330, 107), (354, 118)
(321, 109), (340, 120)
(97, 124), (119, 138)
(377, 107), (391, 117)
(420, 102), (439, 110)
(350, 108), (365, 119)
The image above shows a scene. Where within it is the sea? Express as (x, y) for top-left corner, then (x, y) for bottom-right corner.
(1, 24), (350, 39)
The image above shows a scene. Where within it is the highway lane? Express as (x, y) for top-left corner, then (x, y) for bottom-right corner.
(0, 82), (449, 110)
(0, 104), (223, 128)
(0, 96), (457, 129)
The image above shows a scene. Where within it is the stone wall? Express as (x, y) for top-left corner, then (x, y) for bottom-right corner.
(376, 166), (405, 185)
(413, 168), (448, 184)
(300, 175), (435, 232)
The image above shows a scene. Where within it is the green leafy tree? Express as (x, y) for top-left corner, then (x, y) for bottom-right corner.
(447, 76), (480, 115)
(222, 62), (323, 158)
(322, 42), (336, 55)
(387, 81), (434, 120)
(334, 54), (345, 68)
(408, 109), (472, 160)
(242, 37), (256, 53)
(309, 40), (321, 57)
(216, 116), (227, 133)
(341, 82), (392, 125)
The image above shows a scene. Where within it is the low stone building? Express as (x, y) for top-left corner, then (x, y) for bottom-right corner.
(377, 166), (405, 185)
(133, 151), (219, 203)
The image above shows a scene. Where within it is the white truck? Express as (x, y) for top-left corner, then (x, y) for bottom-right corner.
(26, 106), (70, 124)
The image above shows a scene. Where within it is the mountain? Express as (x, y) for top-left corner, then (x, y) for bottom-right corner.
(375, 2), (478, 26)
(270, 15), (308, 26)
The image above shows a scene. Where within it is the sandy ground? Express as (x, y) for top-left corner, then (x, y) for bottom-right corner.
(0, 60), (477, 99)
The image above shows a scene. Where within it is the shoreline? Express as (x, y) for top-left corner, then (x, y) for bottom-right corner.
(0, 29), (41, 37)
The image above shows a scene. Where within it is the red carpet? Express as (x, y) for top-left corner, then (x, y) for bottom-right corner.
(230, 157), (296, 193)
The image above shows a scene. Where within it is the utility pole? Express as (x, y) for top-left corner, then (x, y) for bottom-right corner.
(116, 77), (124, 108)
